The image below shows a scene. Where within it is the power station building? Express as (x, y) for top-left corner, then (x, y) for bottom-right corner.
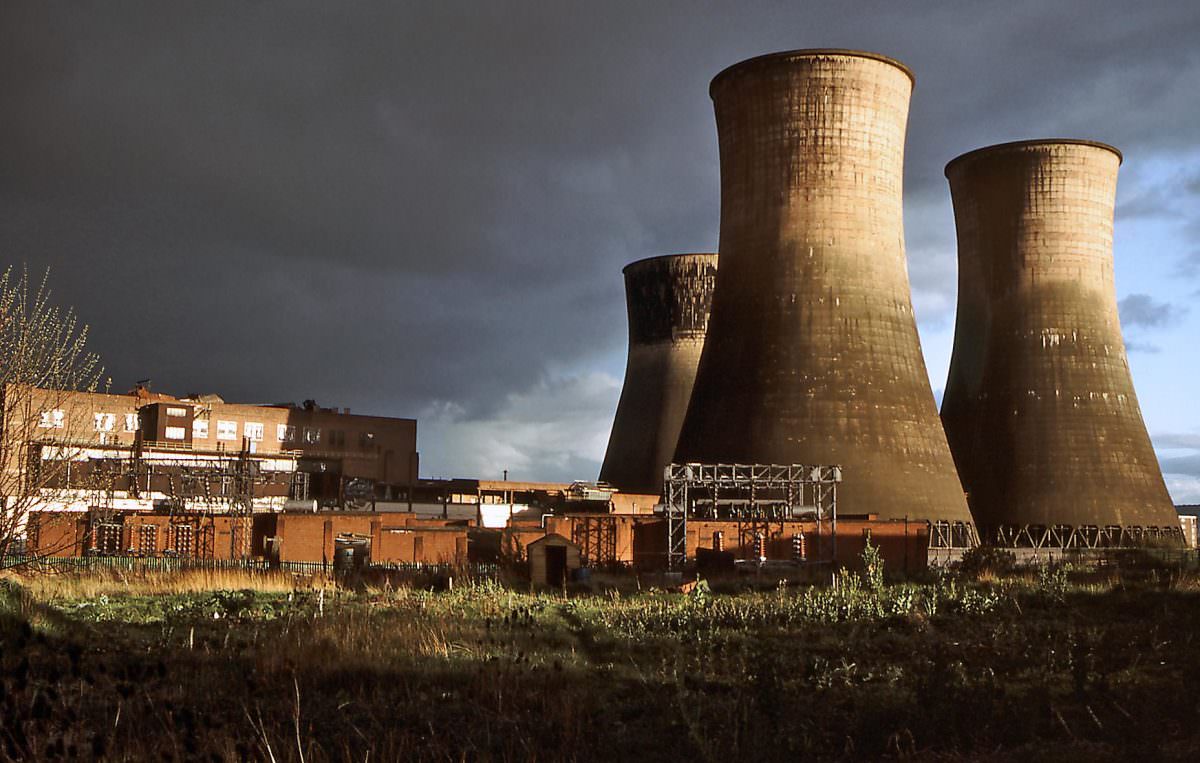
(671, 50), (975, 535)
(16, 52), (1190, 567)
(941, 140), (1183, 547)
(3, 382), (420, 517)
(599, 253), (718, 495)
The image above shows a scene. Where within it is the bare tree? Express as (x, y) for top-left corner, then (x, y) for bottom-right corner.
(0, 267), (103, 561)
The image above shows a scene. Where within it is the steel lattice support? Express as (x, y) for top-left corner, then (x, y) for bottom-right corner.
(571, 516), (618, 567)
(662, 463), (842, 570)
(990, 523), (1184, 550)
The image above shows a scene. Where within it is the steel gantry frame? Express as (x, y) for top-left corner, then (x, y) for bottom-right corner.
(70, 443), (300, 559)
(662, 463), (842, 570)
(928, 520), (980, 550)
(992, 523), (1184, 549)
(571, 515), (619, 568)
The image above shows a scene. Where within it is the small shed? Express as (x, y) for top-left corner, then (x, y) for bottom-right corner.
(527, 533), (582, 587)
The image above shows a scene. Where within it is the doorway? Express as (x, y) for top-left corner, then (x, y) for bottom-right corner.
(545, 545), (567, 587)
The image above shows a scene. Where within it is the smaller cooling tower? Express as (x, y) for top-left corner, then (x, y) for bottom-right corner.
(942, 139), (1182, 547)
(600, 253), (718, 495)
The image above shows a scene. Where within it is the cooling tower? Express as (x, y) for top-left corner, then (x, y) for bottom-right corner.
(600, 253), (718, 495)
(942, 140), (1181, 546)
(672, 50), (974, 527)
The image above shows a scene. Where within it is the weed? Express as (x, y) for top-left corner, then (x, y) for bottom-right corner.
(0, 568), (1195, 760)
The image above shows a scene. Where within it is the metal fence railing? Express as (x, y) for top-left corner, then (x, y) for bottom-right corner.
(0, 555), (502, 581)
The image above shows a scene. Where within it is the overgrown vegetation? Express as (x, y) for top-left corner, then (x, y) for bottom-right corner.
(0, 266), (103, 560)
(1, 554), (1199, 761)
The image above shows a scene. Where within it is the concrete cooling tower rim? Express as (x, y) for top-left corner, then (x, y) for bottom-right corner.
(709, 49), (915, 97)
(944, 139), (1123, 177)
(622, 253), (718, 275)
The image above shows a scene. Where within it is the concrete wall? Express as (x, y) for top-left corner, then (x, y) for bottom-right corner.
(942, 141), (1180, 542)
(672, 50), (973, 528)
(600, 254), (718, 495)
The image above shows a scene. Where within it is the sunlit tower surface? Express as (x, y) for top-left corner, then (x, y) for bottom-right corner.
(673, 50), (974, 529)
(600, 253), (718, 495)
(941, 140), (1182, 547)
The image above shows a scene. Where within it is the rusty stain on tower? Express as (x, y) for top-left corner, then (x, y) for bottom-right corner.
(600, 253), (718, 495)
(941, 140), (1183, 548)
(672, 50), (974, 532)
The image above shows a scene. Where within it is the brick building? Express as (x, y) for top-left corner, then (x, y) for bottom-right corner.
(27, 509), (469, 566)
(499, 513), (935, 575)
(3, 383), (419, 516)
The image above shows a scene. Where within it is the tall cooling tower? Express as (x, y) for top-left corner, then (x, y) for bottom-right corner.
(600, 253), (718, 495)
(673, 50), (974, 526)
(942, 140), (1181, 546)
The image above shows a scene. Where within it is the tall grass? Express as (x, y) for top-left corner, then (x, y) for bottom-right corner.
(0, 565), (1198, 759)
(3, 566), (307, 600)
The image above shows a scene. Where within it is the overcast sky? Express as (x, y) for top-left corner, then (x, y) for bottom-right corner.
(3, 1), (1199, 500)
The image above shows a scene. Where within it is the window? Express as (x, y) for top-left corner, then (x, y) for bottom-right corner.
(138, 525), (158, 555)
(303, 427), (320, 444)
(93, 412), (116, 432)
(216, 420), (238, 441)
(329, 430), (345, 448)
(96, 524), (122, 554)
(172, 524), (194, 556)
(38, 410), (65, 429)
(166, 407), (188, 418)
(164, 426), (186, 440)
(244, 422), (264, 441)
(359, 431), (375, 447)
(193, 420), (209, 439)
(277, 424), (295, 442)
(124, 413), (139, 432)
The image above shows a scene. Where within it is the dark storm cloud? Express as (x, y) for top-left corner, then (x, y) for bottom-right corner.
(2, 1), (1199, 478)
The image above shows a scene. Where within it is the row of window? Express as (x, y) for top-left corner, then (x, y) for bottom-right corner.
(94, 524), (195, 556)
(39, 408), (376, 447)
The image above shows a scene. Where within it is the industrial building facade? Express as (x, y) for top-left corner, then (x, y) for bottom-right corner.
(12, 48), (1193, 571)
(3, 382), (424, 560)
(27, 510), (469, 567)
(3, 383), (419, 516)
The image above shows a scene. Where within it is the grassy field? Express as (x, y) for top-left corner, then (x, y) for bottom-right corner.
(1, 555), (1199, 761)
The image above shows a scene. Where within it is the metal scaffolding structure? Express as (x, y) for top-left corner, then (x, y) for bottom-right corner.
(570, 515), (618, 568)
(662, 463), (841, 570)
(928, 520), (980, 550)
(992, 523), (1183, 550)
(66, 440), (302, 559)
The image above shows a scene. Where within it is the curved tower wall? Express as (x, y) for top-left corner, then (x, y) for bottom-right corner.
(942, 140), (1180, 544)
(673, 50), (973, 526)
(600, 253), (718, 495)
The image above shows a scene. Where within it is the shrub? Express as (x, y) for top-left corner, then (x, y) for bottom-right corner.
(956, 546), (1017, 580)
(860, 533), (885, 592)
